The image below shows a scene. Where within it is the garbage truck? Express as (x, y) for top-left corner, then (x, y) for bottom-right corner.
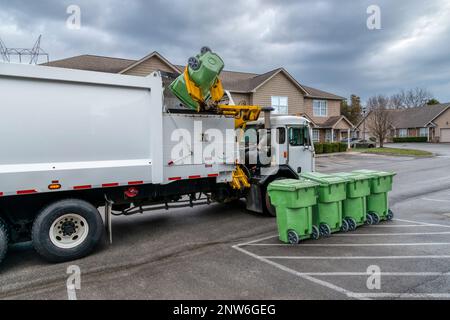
(0, 48), (315, 265)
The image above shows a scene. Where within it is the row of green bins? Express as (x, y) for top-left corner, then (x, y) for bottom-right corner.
(353, 170), (396, 223)
(333, 172), (371, 230)
(268, 179), (321, 244)
(301, 172), (348, 237)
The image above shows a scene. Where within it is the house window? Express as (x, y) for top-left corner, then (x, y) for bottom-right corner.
(312, 130), (320, 142)
(325, 130), (332, 142)
(313, 100), (328, 117)
(271, 96), (288, 115)
(399, 129), (408, 137)
(419, 128), (428, 137)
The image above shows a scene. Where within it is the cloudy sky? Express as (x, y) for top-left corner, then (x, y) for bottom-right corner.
(1, 0), (449, 103)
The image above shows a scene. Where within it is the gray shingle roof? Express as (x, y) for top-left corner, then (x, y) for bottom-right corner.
(390, 103), (450, 128)
(43, 53), (344, 100)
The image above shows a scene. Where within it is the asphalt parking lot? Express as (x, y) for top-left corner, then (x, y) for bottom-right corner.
(1, 152), (450, 300)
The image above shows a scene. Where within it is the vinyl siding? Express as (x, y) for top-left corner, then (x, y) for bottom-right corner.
(252, 73), (305, 115)
(432, 108), (450, 139)
(304, 98), (341, 125)
(230, 93), (252, 106)
(123, 56), (178, 76)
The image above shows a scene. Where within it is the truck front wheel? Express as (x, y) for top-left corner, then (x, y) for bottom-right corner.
(0, 218), (9, 265)
(32, 199), (104, 263)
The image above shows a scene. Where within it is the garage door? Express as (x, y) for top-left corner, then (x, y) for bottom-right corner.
(441, 129), (450, 143)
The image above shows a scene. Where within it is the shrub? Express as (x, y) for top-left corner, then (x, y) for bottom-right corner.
(393, 137), (428, 143)
(314, 143), (324, 154)
(323, 143), (334, 154)
(339, 143), (348, 152)
(332, 143), (340, 153)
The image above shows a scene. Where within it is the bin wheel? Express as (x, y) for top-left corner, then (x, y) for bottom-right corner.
(340, 220), (349, 233)
(201, 46), (212, 55)
(311, 226), (320, 240)
(319, 224), (332, 238)
(366, 214), (374, 226)
(0, 218), (9, 266)
(346, 217), (357, 231)
(387, 210), (394, 221)
(188, 57), (201, 70)
(287, 230), (300, 245)
(369, 212), (381, 225)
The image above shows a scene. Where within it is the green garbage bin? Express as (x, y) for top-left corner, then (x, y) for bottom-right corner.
(333, 172), (372, 230)
(353, 170), (396, 223)
(301, 173), (347, 237)
(268, 179), (320, 244)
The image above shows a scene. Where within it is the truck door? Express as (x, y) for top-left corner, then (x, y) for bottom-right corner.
(287, 126), (314, 173)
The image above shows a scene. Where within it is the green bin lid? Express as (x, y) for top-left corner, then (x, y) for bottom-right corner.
(301, 173), (347, 185)
(268, 179), (319, 192)
(333, 172), (368, 182)
(353, 170), (396, 178)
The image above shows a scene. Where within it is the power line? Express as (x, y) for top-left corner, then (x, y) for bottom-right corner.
(0, 35), (49, 64)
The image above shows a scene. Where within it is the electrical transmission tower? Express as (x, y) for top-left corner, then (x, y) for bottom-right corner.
(0, 35), (49, 64)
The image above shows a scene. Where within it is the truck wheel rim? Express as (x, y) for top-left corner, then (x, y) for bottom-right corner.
(49, 214), (89, 249)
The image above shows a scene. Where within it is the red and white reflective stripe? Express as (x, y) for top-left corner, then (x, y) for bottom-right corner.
(102, 183), (119, 188)
(17, 190), (38, 195)
(128, 181), (144, 185)
(168, 174), (219, 181)
(73, 185), (92, 190)
(0, 192), (4, 197)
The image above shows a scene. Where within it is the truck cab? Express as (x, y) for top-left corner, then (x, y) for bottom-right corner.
(243, 115), (315, 215)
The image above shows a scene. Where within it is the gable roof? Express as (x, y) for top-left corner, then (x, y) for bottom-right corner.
(119, 51), (181, 74)
(42, 55), (135, 73)
(43, 52), (344, 101)
(302, 85), (346, 101)
(357, 103), (450, 129)
(319, 115), (354, 129)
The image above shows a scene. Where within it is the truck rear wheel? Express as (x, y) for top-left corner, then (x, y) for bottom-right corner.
(0, 218), (9, 265)
(32, 199), (104, 263)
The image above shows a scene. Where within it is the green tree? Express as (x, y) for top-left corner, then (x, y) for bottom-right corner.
(341, 95), (362, 124)
(427, 99), (440, 105)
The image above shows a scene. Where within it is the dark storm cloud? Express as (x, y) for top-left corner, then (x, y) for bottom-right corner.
(1, 0), (449, 102)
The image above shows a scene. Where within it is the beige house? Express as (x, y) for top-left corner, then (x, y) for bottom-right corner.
(356, 103), (450, 143)
(45, 51), (351, 143)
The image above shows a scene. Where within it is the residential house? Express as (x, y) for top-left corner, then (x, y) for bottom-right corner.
(44, 52), (352, 143)
(356, 103), (450, 143)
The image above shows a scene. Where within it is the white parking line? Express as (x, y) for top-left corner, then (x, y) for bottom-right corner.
(260, 255), (450, 260)
(244, 242), (450, 247)
(288, 272), (450, 277)
(334, 231), (450, 237)
(233, 217), (450, 300)
(232, 245), (367, 300)
(370, 225), (442, 228)
(421, 198), (450, 203)
(349, 293), (450, 299)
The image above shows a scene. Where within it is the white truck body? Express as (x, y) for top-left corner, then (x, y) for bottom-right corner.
(0, 63), (235, 197)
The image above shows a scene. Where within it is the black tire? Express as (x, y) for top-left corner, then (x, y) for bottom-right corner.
(366, 214), (374, 226)
(0, 218), (9, 266)
(311, 226), (321, 240)
(201, 46), (212, 55)
(32, 199), (104, 263)
(287, 230), (299, 245)
(346, 217), (357, 231)
(369, 212), (381, 225)
(340, 219), (349, 233)
(319, 224), (332, 237)
(387, 209), (394, 221)
(188, 57), (201, 70)
(264, 177), (287, 217)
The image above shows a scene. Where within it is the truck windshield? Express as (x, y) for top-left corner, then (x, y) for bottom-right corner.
(289, 126), (311, 147)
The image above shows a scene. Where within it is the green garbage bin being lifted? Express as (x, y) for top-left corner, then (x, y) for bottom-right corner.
(301, 173), (348, 237)
(353, 170), (396, 224)
(333, 172), (372, 230)
(268, 179), (321, 244)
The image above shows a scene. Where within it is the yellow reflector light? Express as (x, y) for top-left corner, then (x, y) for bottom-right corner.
(49, 184), (62, 190)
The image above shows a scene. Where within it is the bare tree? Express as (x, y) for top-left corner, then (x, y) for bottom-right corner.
(389, 88), (433, 109)
(367, 95), (392, 148)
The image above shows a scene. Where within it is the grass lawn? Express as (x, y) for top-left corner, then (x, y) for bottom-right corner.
(354, 147), (433, 157)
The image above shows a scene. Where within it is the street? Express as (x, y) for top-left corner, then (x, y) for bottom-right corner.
(1, 152), (450, 300)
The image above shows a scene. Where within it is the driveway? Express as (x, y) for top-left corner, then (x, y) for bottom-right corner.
(385, 143), (450, 156)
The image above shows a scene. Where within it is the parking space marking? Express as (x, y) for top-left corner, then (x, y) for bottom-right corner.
(349, 293), (450, 299)
(259, 255), (450, 260)
(232, 244), (366, 300)
(421, 198), (450, 203)
(370, 225), (442, 228)
(395, 219), (450, 228)
(334, 231), (450, 237)
(244, 242), (450, 247)
(280, 272), (450, 277)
